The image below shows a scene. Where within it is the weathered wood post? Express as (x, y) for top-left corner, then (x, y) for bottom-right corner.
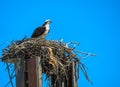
(36, 57), (42, 87)
(72, 62), (77, 87)
(2, 57), (43, 87)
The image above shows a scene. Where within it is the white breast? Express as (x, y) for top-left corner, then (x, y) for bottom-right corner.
(45, 23), (50, 31)
(43, 24), (50, 36)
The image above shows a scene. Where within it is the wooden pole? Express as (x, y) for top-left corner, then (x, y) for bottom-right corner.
(62, 81), (65, 87)
(36, 57), (42, 87)
(16, 58), (25, 87)
(72, 62), (77, 87)
(27, 58), (37, 87)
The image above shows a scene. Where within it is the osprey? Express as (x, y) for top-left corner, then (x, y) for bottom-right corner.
(31, 19), (51, 38)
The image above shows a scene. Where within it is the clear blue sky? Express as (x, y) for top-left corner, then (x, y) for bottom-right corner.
(0, 0), (120, 87)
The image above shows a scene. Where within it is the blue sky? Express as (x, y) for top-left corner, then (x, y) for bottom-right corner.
(0, 0), (120, 87)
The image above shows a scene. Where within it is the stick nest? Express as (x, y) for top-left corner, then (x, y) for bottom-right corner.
(1, 37), (93, 87)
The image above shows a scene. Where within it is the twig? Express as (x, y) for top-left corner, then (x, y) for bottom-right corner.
(5, 63), (14, 87)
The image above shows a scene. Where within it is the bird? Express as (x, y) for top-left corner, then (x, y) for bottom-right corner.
(31, 19), (51, 38)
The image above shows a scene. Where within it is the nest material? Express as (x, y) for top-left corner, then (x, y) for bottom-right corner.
(2, 37), (93, 87)
(2, 38), (79, 75)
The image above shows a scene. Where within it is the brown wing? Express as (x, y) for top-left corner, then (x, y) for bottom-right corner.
(31, 26), (46, 38)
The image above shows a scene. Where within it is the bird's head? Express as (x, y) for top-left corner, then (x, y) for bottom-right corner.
(45, 19), (52, 24)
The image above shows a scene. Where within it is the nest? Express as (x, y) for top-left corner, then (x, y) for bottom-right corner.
(1, 37), (94, 87)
